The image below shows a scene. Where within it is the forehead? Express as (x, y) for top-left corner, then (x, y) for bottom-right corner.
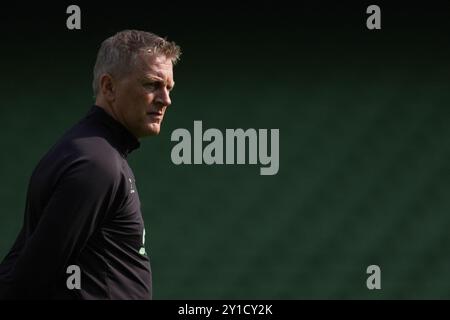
(135, 53), (173, 80)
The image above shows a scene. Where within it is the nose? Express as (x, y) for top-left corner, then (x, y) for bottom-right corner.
(155, 87), (171, 108)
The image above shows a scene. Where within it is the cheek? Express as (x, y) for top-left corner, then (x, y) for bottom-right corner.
(126, 90), (148, 110)
(132, 89), (154, 107)
(144, 92), (155, 104)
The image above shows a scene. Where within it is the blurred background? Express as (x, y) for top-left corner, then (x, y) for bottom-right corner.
(1, 1), (450, 299)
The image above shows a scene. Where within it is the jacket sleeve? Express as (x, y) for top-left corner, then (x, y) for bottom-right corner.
(4, 158), (121, 299)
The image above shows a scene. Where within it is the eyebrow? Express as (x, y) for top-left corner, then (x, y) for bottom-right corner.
(143, 75), (175, 89)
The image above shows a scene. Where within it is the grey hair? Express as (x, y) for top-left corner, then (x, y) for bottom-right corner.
(92, 30), (181, 97)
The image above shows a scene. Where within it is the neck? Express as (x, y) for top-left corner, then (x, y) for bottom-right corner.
(95, 97), (118, 122)
(94, 97), (138, 140)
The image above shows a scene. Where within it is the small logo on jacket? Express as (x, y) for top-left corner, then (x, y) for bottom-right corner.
(129, 178), (135, 194)
(139, 229), (147, 256)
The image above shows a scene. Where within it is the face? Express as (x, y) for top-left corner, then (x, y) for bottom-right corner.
(111, 53), (175, 138)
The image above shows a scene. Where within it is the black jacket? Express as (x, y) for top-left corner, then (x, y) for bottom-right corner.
(0, 105), (152, 299)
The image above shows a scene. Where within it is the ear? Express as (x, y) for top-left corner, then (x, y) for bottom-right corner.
(99, 73), (116, 102)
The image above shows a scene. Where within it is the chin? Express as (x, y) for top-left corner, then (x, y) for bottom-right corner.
(145, 123), (161, 136)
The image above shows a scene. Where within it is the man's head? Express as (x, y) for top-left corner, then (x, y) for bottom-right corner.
(93, 30), (181, 138)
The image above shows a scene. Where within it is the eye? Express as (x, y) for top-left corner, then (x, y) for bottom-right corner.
(143, 82), (158, 90)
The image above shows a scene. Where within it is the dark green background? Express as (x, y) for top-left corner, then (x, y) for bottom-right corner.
(1, 1), (450, 299)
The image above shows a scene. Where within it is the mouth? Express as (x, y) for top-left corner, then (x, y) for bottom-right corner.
(146, 111), (163, 121)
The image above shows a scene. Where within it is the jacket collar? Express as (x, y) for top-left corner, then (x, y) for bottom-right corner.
(87, 105), (140, 157)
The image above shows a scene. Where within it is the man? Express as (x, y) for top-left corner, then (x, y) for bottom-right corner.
(0, 30), (181, 299)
